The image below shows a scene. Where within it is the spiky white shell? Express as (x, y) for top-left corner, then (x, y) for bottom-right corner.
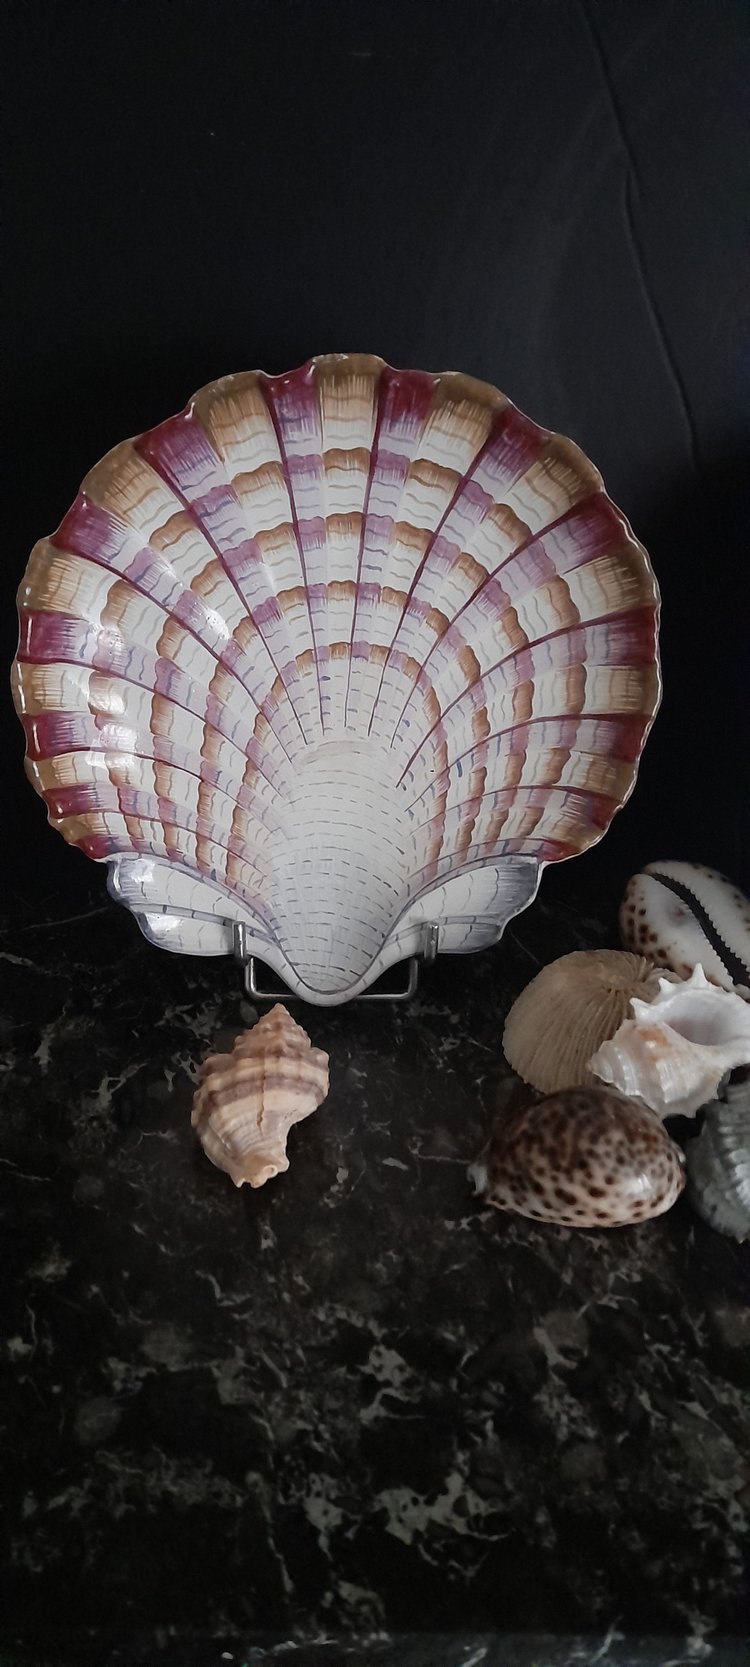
(13, 354), (660, 1002)
(588, 966), (750, 1119)
(191, 1005), (329, 1188)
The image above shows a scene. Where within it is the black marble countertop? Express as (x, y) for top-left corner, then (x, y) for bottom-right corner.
(1, 882), (748, 1667)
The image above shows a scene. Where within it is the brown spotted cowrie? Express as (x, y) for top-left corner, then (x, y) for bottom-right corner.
(620, 862), (750, 997)
(470, 1085), (685, 1228)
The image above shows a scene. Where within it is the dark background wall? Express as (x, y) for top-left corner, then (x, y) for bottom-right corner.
(3, 0), (748, 925)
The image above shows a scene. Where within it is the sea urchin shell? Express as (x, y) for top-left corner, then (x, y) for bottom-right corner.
(502, 949), (669, 1093)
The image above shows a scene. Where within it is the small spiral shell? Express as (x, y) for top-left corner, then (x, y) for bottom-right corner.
(191, 1005), (329, 1188)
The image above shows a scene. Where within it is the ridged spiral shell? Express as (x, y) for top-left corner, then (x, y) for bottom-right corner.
(13, 354), (661, 1002)
(686, 1072), (750, 1241)
(191, 1005), (329, 1188)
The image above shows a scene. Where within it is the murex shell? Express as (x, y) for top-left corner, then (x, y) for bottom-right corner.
(686, 1071), (750, 1242)
(191, 1004), (329, 1188)
(13, 353), (660, 1003)
(620, 861), (750, 997)
(502, 949), (669, 1094)
(589, 965), (750, 1119)
(470, 1085), (685, 1227)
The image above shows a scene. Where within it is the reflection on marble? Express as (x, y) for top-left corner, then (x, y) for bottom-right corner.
(1, 883), (748, 1667)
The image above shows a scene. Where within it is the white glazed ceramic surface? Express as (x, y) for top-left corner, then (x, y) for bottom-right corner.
(12, 355), (661, 1002)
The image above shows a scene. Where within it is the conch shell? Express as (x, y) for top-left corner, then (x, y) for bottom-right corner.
(502, 950), (669, 1093)
(470, 1085), (685, 1227)
(191, 1005), (329, 1187)
(588, 965), (750, 1119)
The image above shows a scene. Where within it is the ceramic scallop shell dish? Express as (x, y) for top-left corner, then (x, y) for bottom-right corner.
(12, 354), (661, 1003)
